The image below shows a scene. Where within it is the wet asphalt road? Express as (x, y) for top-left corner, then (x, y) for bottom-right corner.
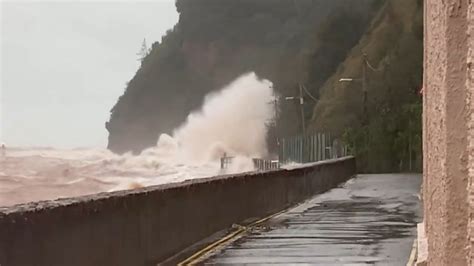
(204, 174), (422, 265)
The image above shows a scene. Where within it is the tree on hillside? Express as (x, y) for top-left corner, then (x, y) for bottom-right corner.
(137, 38), (149, 62)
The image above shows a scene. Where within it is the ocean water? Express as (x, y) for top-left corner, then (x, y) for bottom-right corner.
(0, 73), (276, 206)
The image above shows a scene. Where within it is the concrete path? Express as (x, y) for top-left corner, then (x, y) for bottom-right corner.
(203, 174), (421, 265)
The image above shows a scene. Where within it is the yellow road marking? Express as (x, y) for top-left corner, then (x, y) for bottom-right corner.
(406, 238), (417, 266)
(178, 209), (287, 265)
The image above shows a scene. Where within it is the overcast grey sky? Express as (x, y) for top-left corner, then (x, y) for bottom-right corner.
(0, 0), (178, 148)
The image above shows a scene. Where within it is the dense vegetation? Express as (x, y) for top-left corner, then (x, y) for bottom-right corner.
(310, 0), (423, 172)
(107, 0), (423, 173)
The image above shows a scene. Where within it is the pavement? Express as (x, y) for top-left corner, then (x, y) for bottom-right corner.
(199, 174), (422, 265)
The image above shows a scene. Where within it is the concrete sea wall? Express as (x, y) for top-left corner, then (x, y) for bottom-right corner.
(0, 157), (355, 266)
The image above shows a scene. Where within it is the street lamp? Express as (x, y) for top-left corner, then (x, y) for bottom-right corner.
(339, 67), (367, 125)
(338, 53), (376, 170)
(285, 96), (304, 105)
(339, 73), (369, 170)
(339, 78), (362, 82)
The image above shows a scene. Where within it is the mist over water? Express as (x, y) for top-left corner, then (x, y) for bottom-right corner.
(0, 73), (275, 206)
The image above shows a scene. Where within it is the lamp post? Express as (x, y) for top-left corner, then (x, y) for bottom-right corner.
(339, 54), (372, 170)
(339, 53), (371, 125)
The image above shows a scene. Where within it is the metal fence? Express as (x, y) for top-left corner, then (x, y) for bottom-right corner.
(220, 133), (349, 171)
(252, 158), (280, 171)
(221, 156), (280, 171)
(220, 154), (234, 169)
(279, 133), (349, 164)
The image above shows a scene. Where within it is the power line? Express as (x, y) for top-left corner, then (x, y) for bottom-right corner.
(365, 59), (383, 72)
(302, 85), (318, 102)
(363, 53), (383, 72)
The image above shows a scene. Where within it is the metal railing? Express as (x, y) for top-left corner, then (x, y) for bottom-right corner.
(220, 155), (280, 171)
(252, 158), (280, 171)
(220, 133), (349, 171)
(279, 133), (349, 164)
(220, 153), (234, 169)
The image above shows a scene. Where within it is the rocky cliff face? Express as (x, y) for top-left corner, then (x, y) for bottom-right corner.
(106, 0), (380, 154)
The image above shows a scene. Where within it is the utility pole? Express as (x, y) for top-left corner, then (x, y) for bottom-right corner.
(362, 54), (368, 126)
(298, 84), (306, 139)
(268, 97), (280, 151)
(298, 84), (307, 163)
(362, 54), (370, 171)
(285, 83), (316, 163)
(285, 84), (306, 139)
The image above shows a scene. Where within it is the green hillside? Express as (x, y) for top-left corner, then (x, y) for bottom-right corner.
(310, 0), (423, 172)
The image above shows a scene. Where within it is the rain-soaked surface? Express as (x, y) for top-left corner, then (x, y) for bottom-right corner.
(204, 174), (421, 265)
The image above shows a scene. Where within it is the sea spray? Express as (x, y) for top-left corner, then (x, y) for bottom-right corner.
(112, 72), (275, 180)
(173, 72), (274, 162)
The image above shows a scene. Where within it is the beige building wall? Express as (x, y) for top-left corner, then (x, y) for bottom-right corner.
(423, 0), (472, 264)
(468, 0), (474, 264)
